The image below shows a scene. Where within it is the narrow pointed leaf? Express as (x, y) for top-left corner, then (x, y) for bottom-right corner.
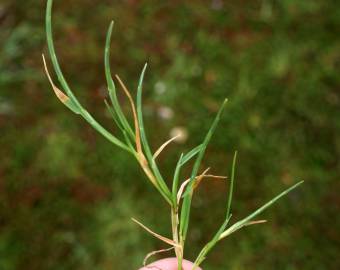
(219, 180), (304, 239)
(226, 151), (237, 220)
(180, 99), (228, 241)
(104, 21), (134, 139)
(46, 0), (81, 107)
(136, 64), (172, 201)
(45, 0), (130, 152)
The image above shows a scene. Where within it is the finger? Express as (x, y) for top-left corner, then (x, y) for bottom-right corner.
(138, 257), (202, 270)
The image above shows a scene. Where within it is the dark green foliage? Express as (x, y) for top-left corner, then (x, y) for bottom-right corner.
(0, 0), (339, 269)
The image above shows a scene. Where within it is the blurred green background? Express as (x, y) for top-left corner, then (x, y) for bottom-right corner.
(1, 0), (339, 269)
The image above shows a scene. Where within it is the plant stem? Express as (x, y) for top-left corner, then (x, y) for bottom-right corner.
(171, 207), (183, 270)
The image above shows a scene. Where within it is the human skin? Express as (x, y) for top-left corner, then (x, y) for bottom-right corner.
(138, 258), (202, 270)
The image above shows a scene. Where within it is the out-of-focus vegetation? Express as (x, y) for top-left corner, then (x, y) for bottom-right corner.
(0, 0), (339, 269)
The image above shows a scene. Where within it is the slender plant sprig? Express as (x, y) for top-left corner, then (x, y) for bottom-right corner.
(191, 155), (304, 269)
(44, 0), (185, 266)
(44, 1), (303, 269)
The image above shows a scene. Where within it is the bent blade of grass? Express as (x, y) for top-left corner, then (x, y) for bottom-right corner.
(226, 151), (237, 220)
(46, 0), (81, 108)
(46, 0), (131, 153)
(131, 218), (181, 247)
(136, 64), (172, 202)
(104, 21), (134, 139)
(115, 75), (173, 203)
(180, 99), (228, 241)
(219, 180), (304, 240)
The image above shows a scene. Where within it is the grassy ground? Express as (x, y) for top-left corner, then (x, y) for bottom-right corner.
(0, 0), (339, 269)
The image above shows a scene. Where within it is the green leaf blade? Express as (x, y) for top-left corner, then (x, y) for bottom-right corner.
(226, 151), (237, 220)
(45, 0), (130, 153)
(136, 65), (172, 202)
(104, 21), (134, 139)
(180, 144), (203, 166)
(180, 99), (228, 241)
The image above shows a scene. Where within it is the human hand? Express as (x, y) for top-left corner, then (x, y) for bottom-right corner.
(138, 258), (202, 270)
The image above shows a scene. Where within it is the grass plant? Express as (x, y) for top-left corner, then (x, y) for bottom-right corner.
(43, 0), (303, 269)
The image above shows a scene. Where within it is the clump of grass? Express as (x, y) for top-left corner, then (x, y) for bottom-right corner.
(43, 0), (303, 269)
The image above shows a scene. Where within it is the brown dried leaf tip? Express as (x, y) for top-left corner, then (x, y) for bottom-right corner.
(115, 74), (159, 187)
(42, 54), (70, 103)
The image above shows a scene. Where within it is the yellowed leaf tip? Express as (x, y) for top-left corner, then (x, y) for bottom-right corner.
(153, 134), (181, 160)
(42, 54), (69, 103)
(245, 220), (267, 226)
(114, 75), (159, 188)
